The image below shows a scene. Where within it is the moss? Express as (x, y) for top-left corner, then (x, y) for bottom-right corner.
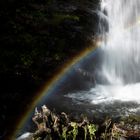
(50, 14), (80, 25)
(121, 115), (140, 124)
(21, 55), (33, 67)
(19, 33), (33, 44)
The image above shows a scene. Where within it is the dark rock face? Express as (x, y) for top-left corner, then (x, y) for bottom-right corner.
(0, 0), (100, 139)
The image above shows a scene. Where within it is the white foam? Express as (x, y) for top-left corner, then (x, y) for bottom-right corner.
(66, 83), (140, 105)
(16, 132), (32, 140)
(91, 83), (140, 104)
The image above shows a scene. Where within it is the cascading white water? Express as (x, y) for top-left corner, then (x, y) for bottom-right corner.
(92, 0), (140, 104)
(100, 0), (140, 85)
(66, 0), (140, 107)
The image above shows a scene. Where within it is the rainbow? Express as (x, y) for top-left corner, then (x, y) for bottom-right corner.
(10, 41), (100, 140)
(7, 8), (140, 140)
(8, 9), (140, 140)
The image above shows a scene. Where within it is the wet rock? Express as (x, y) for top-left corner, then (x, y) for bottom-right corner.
(113, 115), (140, 139)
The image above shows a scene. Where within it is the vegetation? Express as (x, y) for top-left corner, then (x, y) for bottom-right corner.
(18, 105), (140, 140)
(0, 0), (100, 139)
(1, 1), (140, 139)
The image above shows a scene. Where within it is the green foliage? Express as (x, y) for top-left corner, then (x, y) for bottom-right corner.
(62, 126), (68, 140)
(19, 33), (34, 44)
(21, 54), (33, 67)
(31, 105), (140, 140)
(55, 14), (79, 21)
(88, 124), (97, 140)
(70, 122), (79, 140)
(50, 14), (80, 25)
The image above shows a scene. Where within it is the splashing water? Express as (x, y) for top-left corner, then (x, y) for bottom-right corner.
(94, 0), (140, 103)
(100, 0), (140, 85)
(89, 0), (140, 103)
(66, 0), (140, 107)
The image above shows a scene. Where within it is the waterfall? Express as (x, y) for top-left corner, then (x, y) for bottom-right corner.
(90, 0), (140, 104)
(100, 0), (140, 85)
(66, 0), (140, 106)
